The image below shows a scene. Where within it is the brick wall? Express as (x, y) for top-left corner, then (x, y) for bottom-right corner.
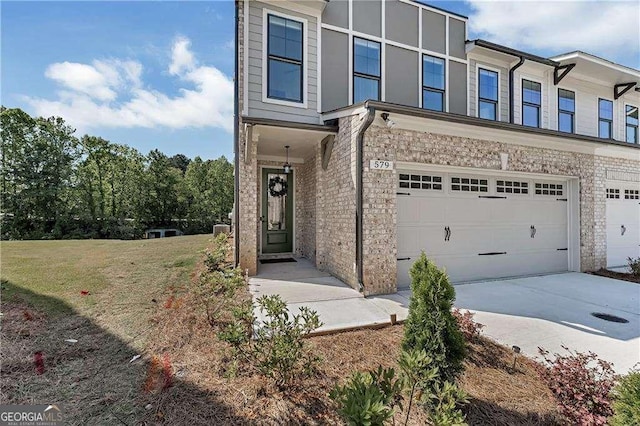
(298, 155), (317, 261)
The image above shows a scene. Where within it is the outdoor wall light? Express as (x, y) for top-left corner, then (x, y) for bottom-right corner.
(381, 112), (396, 129)
(283, 145), (291, 174)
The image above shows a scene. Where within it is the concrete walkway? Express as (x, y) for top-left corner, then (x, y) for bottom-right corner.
(250, 260), (640, 373)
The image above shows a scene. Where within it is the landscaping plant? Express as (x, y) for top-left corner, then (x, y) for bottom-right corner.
(536, 346), (617, 425)
(611, 369), (640, 426)
(628, 257), (640, 277)
(451, 308), (484, 341)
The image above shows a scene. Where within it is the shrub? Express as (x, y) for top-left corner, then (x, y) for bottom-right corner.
(451, 308), (484, 341)
(628, 257), (640, 277)
(611, 370), (640, 426)
(330, 367), (403, 426)
(402, 253), (466, 383)
(536, 346), (617, 425)
(423, 381), (468, 426)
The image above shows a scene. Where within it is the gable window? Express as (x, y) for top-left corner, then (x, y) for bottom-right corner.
(267, 14), (303, 103)
(353, 37), (380, 103)
(598, 98), (613, 139)
(422, 55), (445, 111)
(522, 80), (541, 127)
(626, 105), (638, 144)
(558, 89), (575, 133)
(478, 68), (498, 120)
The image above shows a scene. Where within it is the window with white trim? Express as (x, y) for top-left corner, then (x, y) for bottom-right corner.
(558, 89), (575, 133)
(399, 174), (443, 190)
(535, 182), (563, 196)
(478, 68), (498, 120)
(598, 98), (613, 139)
(497, 180), (529, 194)
(267, 14), (303, 103)
(450, 177), (488, 192)
(423, 55), (445, 112)
(626, 105), (638, 144)
(353, 37), (380, 103)
(522, 80), (541, 128)
(606, 188), (620, 199)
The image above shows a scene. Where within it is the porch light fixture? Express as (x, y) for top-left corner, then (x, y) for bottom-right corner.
(381, 112), (396, 129)
(283, 145), (292, 174)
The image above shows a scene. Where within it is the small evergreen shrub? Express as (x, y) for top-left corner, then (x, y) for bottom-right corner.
(628, 257), (640, 277)
(536, 346), (617, 425)
(611, 369), (640, 426)
(402, 253), (466, 383)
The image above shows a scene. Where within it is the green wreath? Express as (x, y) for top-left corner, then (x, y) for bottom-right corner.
(268, 176), (288, 197)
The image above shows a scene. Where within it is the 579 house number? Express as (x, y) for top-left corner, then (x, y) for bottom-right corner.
(370, 160), (394, 170)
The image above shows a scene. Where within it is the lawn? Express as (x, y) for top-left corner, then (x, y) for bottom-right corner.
(1, 235), (561, 425)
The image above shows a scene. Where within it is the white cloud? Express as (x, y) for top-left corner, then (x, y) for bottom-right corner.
(24, 36), (233, 133)
(467, 0), (640, 65)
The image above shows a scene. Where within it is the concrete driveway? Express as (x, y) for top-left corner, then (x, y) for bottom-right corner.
(455, 272), (640, 374)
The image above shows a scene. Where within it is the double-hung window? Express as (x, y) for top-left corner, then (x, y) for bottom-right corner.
(558, 89), (575, 133)
(598, 99), (613, 139)
(353, 37), (380, 103)
(478, 68), (498, 120)
(267, 14), (303, 103)
(626, 105), (638, 144)
(522, 80), (541, 127)
(422, 55), (445, 111)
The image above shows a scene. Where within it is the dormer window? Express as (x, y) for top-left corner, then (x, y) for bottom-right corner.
(598, 98), (613, 139)
(267, 14), (303, 103)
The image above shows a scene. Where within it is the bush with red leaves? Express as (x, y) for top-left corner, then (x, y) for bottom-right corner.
(34, 352), (45, 375)
(536, 346), (617, 425)
(144, 354), (173, 393)
(451, 308), (484, 341)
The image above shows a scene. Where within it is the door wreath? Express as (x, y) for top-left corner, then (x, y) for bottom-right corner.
(268, 176), (288, 197)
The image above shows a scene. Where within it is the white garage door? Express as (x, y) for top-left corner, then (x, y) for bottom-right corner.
(606, 184), (640, 268)
(397, 170), (569, 287)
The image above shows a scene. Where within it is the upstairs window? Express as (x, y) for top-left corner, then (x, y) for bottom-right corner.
(558, 89), (575, 133)
(478, 68), (498, 120)
(522, 80), (541, 127)
(626, 105), (638, 144)
(353, 37), (380, 103)
(422, 55), (445, 111)
(267, 14), (303, 103)
(598, 99), (613, 139)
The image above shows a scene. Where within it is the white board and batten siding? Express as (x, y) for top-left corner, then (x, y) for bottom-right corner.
(396, 168), (571, 287)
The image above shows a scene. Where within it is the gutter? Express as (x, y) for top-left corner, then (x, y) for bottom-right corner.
(355, 103), (376, 293)
(233, 0), (240, 266)
(509, 57), (525, 124)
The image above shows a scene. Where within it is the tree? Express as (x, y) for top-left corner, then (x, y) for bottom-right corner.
(168, 154), (191, 175)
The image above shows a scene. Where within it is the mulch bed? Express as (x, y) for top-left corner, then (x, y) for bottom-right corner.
(591, 268), (640, 284)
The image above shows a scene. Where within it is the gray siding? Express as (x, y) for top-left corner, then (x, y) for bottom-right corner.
(386, 0), (418, 47)
(321, 28), (350, 112)
(353, 0), (381, 37)
(448, 18), (466, 59)
(322, 0), (348, 29)
(469, 59), (509, 122)
(449, 61), (467, 114)
(247, 1), (319, 123)
(422, 10), (445, 54)
(386, 46), (419, 107)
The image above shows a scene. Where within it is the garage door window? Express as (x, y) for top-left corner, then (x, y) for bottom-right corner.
(535, 182), (563, 196)
(399, 174), (443, 190)
(624, 189), (639, 200)
(497, 180), (529, 194)
(451, 177), (488, 192)
(606, 188), (620, 199)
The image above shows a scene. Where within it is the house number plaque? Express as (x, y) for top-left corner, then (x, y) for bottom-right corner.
(370, 160), (394, 170)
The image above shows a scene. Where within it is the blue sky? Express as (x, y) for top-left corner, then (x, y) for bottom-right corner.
(2, 1), (638, 160)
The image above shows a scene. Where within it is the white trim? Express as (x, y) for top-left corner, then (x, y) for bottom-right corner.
(418, 7), (423, 109)
(260, 0), (324, 17)
(258, 165), (296, 256)
(556, 86), (578, 134)
(257, 154), (305, 164)
(550, 51), (640, 79)
(261, 8), (309, 109)
(242, 0), (249, 116)
(624, 103), (639, 144)
(381, 0), (386, 101)
(597, 96), (615, 139)
(397, 0), (469, 22)
(476, 63), (502, 121)
(348, 0), (353, 103)
(466, 60), (470, 116)
(396, 161), (579, 180)
(445, 16), (449, 112)
(317, 16), (322, 113)
(520, 75), (545, 128)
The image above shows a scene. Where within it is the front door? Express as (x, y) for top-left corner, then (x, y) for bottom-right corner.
(261, 168), (293, 254)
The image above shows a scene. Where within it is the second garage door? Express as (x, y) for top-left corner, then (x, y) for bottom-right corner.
(397, 170), (569, 287)
(606, 184), (640, 268)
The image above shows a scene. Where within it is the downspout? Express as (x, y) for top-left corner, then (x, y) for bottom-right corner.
(233, 0), (240, 266)
(508, 57), (525, 124)
(355, 103), (376, 293)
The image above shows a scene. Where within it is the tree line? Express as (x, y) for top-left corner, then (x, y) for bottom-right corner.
(0, 106), (233, 240)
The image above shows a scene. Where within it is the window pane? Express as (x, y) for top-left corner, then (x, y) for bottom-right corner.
(354, 38), (380, 77)
(599, 120), (612, 138)
(522, 80), (541, 105)
(354, 76), (379, 103)
(523, 104), (539, 127)
(268, 59), (301, 102)
(423, 55), (445, 90)
(423, 89), (443, 111)
(599, 99), (613, 120)
(626, 125), (638, 143)
(479, 100), (496, 120)
(558, 89), (575, 112)
(268, 15), (302, 61)
(627, 105), (639, 126)
(558, 112), (573, 133)
(479, 69), (498, 101)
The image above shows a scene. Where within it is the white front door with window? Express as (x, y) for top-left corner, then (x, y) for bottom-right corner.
(397, 170), (570, 287)
(606, 184), (640, 268)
